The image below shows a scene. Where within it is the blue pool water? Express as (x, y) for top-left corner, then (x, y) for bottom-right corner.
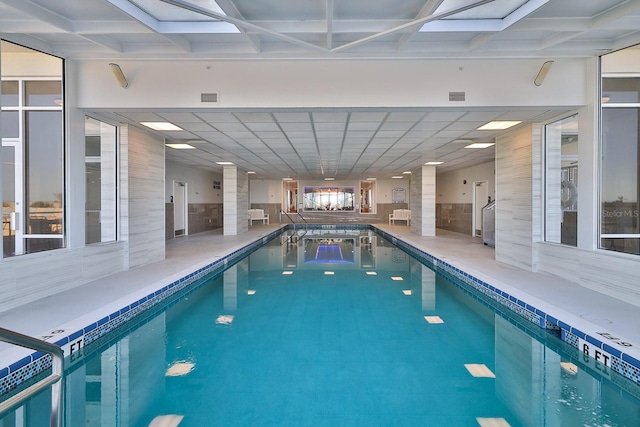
(13, 230), (640, 426)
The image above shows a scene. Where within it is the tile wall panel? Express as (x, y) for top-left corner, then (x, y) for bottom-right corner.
(410, 167), (422, 234)
(496, 125), (534, 270)
(125, 126), (165, 268)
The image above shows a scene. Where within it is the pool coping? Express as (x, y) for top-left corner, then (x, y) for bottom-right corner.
(1, 224), (639, 399)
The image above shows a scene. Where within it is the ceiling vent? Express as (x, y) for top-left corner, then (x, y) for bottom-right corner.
(201, 93), (219, 103)
(449, 91), (466, 102)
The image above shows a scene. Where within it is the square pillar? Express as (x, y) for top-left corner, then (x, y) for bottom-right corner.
(223, 166), (248, 235)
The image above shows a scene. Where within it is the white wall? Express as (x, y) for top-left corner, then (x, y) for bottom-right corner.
(249, 180), (283, 204)
(377, 179), (410, 205)
(165, 162), (222, 204)
(436, 161), (495, 204)
(76, 59), (586, 110)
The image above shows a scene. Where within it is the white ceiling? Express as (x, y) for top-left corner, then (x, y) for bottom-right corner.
(2, 0), (639, 179)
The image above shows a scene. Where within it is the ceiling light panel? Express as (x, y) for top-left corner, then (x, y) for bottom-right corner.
(478, 121), (522, 130)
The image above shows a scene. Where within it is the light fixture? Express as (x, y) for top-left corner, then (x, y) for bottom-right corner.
(324, 177), (335, 181)
(140, 122), (184, 131)
(425, 161), (444, 165)
(324, 271), (335, 275)
(465, 143), (495, 149)
(391, 276), (403, 281)
(477, 121), (522, 130)
(534, 60), (554, 86)
(282, 177), (293, 181)
(166, 143), (196, 149)
(391, 176), (403, 179)
(216, 161), (234, 165)
(403, 171), (412, 174)
(247, 171), (256, 174)
(366, 177), (377, 181)
(109, 63), (129, 88)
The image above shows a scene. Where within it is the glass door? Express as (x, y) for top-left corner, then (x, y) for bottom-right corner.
(2, 140), (24, 257)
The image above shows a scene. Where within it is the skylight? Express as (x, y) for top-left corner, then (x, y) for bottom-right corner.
(435, 0), (529, 20)
(130, 0), (226, 21)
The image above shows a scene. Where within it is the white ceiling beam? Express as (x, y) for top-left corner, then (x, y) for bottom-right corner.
(539, 0), (640, 52)
(0, 0), (73, 32)
(398, 0), (445, 51)
(160, 0), (327, 53)
(212, 0), (262, 53)
(331, 0), (495, 53)
(468, 32), (498, 51)
(79, 34), (124, 52)
(590, 0), (640, 29)
(326, 0), (334, 50)
(501, 0), (550, 29)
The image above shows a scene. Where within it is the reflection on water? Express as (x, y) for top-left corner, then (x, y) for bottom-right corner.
(4, 230), (640, 426)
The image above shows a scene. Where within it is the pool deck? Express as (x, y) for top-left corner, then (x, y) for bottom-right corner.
(1, 224), (640, 371)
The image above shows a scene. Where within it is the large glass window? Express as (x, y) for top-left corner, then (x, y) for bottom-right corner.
(1, 40), (64, 256)
(600, 46), (640, 255)
(545, 115), (578, 246)
(302, 186), (355, 211)
(85, 117), (117, 244)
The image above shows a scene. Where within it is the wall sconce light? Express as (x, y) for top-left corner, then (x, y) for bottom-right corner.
(109, 63), (129, 88)
(534, 60), (554, 86)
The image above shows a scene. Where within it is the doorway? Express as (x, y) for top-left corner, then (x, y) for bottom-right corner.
(173, 181), (187, 237)
(472, 180), (489, 237)
(2, 140), (23, 256)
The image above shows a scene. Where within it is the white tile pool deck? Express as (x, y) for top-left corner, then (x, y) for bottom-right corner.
(1, 224), (640, 369)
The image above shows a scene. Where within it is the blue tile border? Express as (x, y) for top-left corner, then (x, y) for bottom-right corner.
(0, 226), (285, 399)
(371, 225), (640, 388)
(2, 224), (639, 399)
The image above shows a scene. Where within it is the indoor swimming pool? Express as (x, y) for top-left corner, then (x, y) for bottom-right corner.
(5, 229), (640, 426)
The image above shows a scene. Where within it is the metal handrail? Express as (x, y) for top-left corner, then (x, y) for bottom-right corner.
(0, 327), (64, 427)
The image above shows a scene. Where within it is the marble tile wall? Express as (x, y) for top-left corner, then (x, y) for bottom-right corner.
(496, 125), (534, 270)
(124, 126), (165, 269)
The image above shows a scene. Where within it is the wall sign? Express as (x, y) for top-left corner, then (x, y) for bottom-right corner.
(392, 188), (406, 203)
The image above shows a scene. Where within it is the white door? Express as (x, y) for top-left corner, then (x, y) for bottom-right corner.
(473, 181), (489, 237)
(2, 140), (24, 256)
(173, 181), (187, 237)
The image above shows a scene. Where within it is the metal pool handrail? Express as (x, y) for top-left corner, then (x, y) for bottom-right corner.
(0, 327), (64, 427)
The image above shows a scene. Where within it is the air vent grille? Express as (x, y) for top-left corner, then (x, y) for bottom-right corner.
(201, 93), (219, 103)
(449, 91), (466, 102)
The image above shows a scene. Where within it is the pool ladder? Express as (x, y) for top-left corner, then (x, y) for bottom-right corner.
(280, 210), (308, 245)
(0, 327), (64, 427)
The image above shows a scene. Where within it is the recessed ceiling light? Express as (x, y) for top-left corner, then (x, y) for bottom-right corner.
(166, 143), (195, 149)
(403, 171), (412, 174)
(366, 177), (376, 181)
(216, 161), (234, 165)
(140, 122), (183, 131)
(247, 171), (256, 174)
(425, 161), (444, 165)
(391, 176), (403, 179)
(283, 177), (293, 181)
(477, 121), (522, 130)
(465, 143), (495, 149)
(325, 177), (335, 181)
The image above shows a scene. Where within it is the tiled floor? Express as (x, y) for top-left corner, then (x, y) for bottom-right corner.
(1, 224), (639, 366)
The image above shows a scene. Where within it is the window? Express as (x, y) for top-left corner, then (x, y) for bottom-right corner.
(1, 40), (64, 257)
(600, 46), (640, 255)
(302, 186), (355, 211)
(545, 114), (578, 246)
(85, 117), (117, 244)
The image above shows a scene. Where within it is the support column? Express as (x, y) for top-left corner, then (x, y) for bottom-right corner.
(223, 166), (248, 235)
(411, 165), (436, 236)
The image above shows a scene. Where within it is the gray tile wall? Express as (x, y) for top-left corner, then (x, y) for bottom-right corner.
(436, 203), (472, 235)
